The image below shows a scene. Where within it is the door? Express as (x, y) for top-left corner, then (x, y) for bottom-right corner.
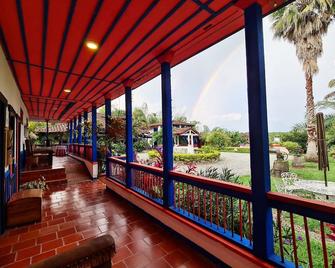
(0, 93), (7, 234)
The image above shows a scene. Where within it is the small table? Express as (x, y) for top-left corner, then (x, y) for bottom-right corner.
(55, 146), (67, 157)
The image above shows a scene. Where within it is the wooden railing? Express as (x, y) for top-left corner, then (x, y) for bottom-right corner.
(68, 144), (93, 162)
(107, 157), (335, 267)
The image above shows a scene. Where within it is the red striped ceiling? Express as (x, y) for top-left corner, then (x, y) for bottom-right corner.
(0, 0), (287, 122)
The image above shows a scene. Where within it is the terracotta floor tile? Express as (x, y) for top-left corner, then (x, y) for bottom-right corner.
(113, 261), (127, 268)
(0, 235), (19, 247)
(144, 258), (172, 268)
(19, 230), (39, 242)
(12, 238), (36, 251)
(57, 227), (76, 238)
(4, 258), (30, 268)
(37, 233), (57, 244)
(164, 250), (190, 268)
(0, 245), (12, 257)
(112, 246), (133, 264)
(143, 233), (165, 246)
(31, 250), (55, 264)
(0, 253), (16, 267)
(41, 239), (63, 252)
(63, 233), (83, 244)
(143, 245), (167, 260)
(16, 245), (41, 260)
(0, 179), (217, 267)
(124, 253), (151, 268)
(56, 242), (78, 254)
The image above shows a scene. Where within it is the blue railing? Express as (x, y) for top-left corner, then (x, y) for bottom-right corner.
(107, 157), (335, 267)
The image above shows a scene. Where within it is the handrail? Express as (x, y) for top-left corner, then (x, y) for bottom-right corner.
(170, 170), (252, 201)
(129, 162), (163, 177)
(108, 156), (126, 166)
(267, 191), (335, 224)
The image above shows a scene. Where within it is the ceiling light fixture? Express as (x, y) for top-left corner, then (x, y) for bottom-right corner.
(86, 41), (99, 50)
(64, 88), (71, 93)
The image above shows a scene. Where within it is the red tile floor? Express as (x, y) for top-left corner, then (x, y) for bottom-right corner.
(0, 180), (220, 267)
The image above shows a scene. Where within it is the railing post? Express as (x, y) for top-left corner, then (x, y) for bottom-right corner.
(244, 3), (273, 259)
(92, 105), (97, 163)
(105, 97), (112, 177)
(161, 61), (174, 208)
(73, 116), (77, 144)
(69, 120), (73, 144)
(83, 110), (88, 158)
(77, 114), (82, 144)
(125, 86), (133, 188)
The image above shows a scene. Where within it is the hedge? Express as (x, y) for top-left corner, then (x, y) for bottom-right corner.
(147, 150), (220, 163)
(174, 152), (220, 162)
(222, 147), (250, 153)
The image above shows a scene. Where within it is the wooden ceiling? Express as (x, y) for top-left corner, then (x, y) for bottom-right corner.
(0, 0), (287, 122)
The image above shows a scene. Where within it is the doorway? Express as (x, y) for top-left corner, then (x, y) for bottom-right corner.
(0, 93), (7, 234)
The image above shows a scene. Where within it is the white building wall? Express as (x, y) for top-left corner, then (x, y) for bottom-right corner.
(0, 46), (29, 156)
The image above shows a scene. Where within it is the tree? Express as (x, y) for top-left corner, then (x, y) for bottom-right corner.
(205, 128), (232, 149)
(272, 0), (334, 161)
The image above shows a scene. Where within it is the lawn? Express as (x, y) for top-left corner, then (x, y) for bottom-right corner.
(290, 156), (335, 182)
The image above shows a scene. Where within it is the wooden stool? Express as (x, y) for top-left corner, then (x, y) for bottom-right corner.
(7, 189), (42, 227)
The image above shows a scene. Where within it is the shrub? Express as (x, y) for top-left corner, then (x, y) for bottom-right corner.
(222, 147), (250, 153)
(148, 150), (160, 158)
(195, 145), (217, 153)
(134, 139), (150, 152)
(281, 141), (300, 154)
(174, 152), (220, 162)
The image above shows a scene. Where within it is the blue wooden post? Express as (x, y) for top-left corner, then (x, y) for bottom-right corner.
(69, 120), (73, 144)
(105, 98), (112, 177)
(244, 3), (273, 259)
(83, 111), (88, 145)
(73, 116), (77, 144)
(125, 86), (133, 188)
(77, 114), (82, 144)
(161, 62), (174, 208)
(92, 105), (97, 163)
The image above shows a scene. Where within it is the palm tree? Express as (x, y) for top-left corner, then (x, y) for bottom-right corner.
(272, 0), (334, 161)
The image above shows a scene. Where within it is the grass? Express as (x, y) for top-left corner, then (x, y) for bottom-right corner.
(290, 156), (335, 182)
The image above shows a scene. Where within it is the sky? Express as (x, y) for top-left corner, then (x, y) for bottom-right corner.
(111, 16), (335, 132)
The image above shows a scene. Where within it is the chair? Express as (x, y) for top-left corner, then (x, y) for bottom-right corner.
(25, 140), (53, 169)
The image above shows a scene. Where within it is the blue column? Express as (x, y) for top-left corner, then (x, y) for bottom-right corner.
(105, 98), (112, 177)
(125, 87), (133, 188)
(244, 3), (273, 259)
(78, 114), (82, 144)
(92, 105), (97, 162)
(83, 111), (88, 145)
(69, 120), (73, 144)
(161, 62), (174, 208)
(73, 116), (77, 144)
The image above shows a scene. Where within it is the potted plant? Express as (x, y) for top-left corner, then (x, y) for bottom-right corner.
(292, 147), (305, 168)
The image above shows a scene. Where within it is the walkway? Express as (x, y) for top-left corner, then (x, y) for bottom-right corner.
(0, 180), (218, 268)
(53, 156), (91, 185)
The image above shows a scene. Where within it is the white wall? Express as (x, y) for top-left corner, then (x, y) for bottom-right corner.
(0, 46), (29, 158)
(0, 46), (29, 124)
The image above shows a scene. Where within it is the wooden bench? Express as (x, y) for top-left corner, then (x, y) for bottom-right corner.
(30, 234), (116, 268)
(7, 189), (42, 227)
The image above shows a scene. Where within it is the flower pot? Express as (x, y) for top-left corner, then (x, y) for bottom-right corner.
(272, 160), (289, 177)
(292, 155), (305, 168)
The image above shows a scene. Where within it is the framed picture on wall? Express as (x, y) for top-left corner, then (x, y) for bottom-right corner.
(4, 127), (8, 166)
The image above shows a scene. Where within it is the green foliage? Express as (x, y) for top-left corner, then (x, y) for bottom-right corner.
(148, 149), (220, 163)
(174, 152), (220, 163)
(133, 139), (150, 152)
(222, 147), (250, 153)
(110, 142), (126, 156)
(195, 145), (217, 153)
(20, 176), (48, 191)
(152, 129), (163, 145)
(204, 128), (232, 149)
(281, 141), (301, 154)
